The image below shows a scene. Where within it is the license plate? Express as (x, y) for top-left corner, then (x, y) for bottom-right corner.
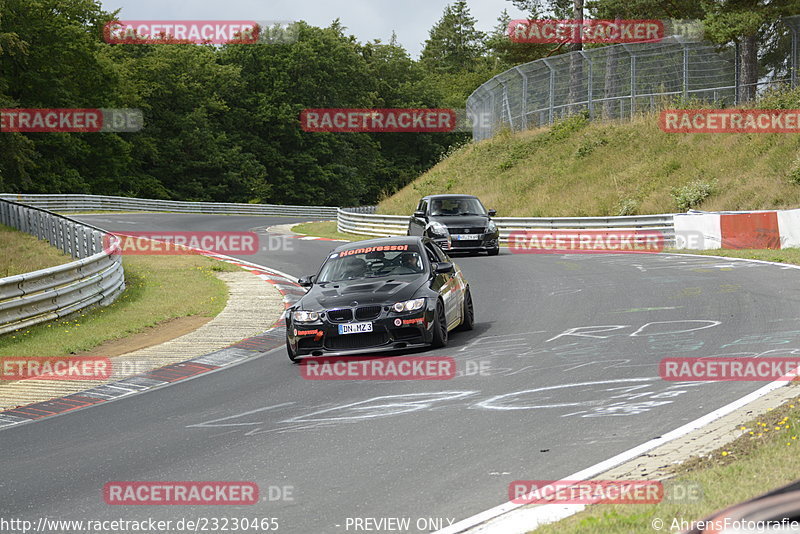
(338, 322), (373, 335)
(452, 234), (482, 240)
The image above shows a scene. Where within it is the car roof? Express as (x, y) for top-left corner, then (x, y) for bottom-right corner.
(330, 236), (426, 253)
(421, 194), (479, 200)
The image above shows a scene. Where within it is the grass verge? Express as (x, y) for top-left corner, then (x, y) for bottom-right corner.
(291, 221), (376, 242)
(0, 224), (72, 277)
(0, 253), (238, 357)
(531, 393), (800, 534)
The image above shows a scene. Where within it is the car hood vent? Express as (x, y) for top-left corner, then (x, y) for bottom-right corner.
(312, 279), (424, 309)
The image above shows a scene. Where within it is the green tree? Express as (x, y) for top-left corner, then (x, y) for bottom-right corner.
(421, 1), (486, 74)
(220, 22), (384, 206)
(0, 0), (35, 192)
(109, 43), (266, 201)
(486, 9), (553, 68)
(0, 0), (130, 194)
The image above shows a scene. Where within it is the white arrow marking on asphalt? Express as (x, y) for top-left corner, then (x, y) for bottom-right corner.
(187, 402), (294, 428)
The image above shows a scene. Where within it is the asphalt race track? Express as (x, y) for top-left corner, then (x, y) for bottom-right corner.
(3, 213), (800, 533)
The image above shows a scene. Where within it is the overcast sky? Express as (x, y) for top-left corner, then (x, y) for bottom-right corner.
(98, 0), (530, 58)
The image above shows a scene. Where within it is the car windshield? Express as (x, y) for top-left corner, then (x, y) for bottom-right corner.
(316, 245), (424, 282)
(429, 198), (487, 216)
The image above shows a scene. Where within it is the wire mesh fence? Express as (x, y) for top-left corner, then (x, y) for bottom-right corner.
(467, 17), (800, 141)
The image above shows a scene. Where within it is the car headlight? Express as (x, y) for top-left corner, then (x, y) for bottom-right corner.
(487, 220), (497, 233)
(392, 298), (425, 312)
(292, 310), (320, 322)
(427, 221), (449, 236)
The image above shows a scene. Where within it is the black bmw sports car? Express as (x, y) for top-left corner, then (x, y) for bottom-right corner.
(285, 236), (473, 362)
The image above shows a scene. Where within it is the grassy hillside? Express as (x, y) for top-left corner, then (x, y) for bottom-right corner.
(378, 99), (800, 217)
(0, 224), (72, 277)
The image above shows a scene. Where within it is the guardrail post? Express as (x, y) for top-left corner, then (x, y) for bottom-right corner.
(78, 226), (88, 258)
(57, 218), (65, 251)
(68, 221), (77, 257)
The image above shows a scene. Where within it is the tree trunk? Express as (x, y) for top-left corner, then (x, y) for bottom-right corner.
(603, 16), (621, 119)
(737, 33), (758, 104)
(568, 0), (584, 113)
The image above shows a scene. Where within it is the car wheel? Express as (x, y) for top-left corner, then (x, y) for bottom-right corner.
(430, 301), (448, 348)
(487, 247), (500, 256)
(457, 288), (474, 331)
(287, 339), (300, 363)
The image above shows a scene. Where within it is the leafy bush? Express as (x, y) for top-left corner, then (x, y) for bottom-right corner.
(788, 158), (800, 185)
(616, 198), (638, 216)
(754, 86), (800, 110)
(576, 136), (608, 158)
(437, 139), (470, 163)
(671, 179), (717, 211)
(549, 110), (590, 140)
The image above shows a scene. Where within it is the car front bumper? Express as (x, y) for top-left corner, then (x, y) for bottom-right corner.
(287, 310), (435, 357)
(433, 233), (499, 252)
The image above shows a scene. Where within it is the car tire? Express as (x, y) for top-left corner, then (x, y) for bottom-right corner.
(457, 288), (474, 331)
(487, 247), (500, 256)
(287, 339), (300, 363)
(430, 300), (448, 348)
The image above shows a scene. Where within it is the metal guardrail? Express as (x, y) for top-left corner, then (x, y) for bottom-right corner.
(337, 208), (675, 243)
(0, 199), (125, 335)
(0, 194), (339, 218)
(337, 210), (410, 237)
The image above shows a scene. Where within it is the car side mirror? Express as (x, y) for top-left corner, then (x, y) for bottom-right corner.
(488, 209), (497, 217)
(298, 275), (315, 287)
(413, 210), (426, 219)
(433, 262), (455, 274)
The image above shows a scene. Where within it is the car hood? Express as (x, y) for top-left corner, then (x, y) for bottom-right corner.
(429, 215), (488, 229)
(301, 276), (427, 310)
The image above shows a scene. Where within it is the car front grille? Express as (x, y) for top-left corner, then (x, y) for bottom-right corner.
(448, 227), (485, 235)
(354, 305), (382, 321)
(451, 239), (484, 248)
(326, 309), (353, 322)
(326, 331), (390, 350)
